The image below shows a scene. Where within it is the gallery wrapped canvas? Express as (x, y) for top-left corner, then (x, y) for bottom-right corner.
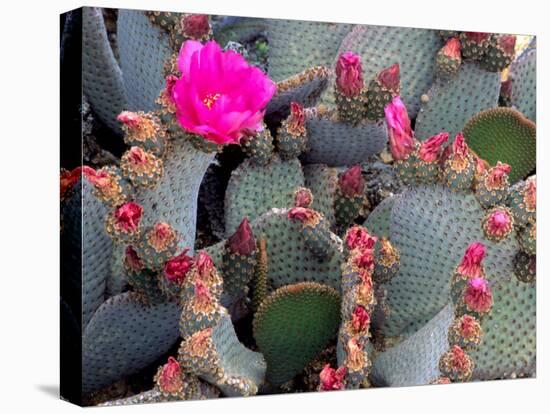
(60, 6), (536, 407)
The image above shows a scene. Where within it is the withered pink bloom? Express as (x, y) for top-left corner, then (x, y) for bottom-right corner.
(525, 178), (536, 211)
(319, 364), (346, 391)
(182, 14), (210, 39)
(498, 35), (516, 55)
(335, 51), (364, 97)
(287, 207), (317, 223)
(351, 305), (370, 333)
(339, 165), (364, 197)
(500, 79), (513, 100)
(117, 111), (141, 128)
(474, 155), (489, 177)
(164, 248), (194, 283)
(464, 277), (493, 313)
(194, 279), (212, 304)
(377, 63), (400, 91)
(459, 314), (481, 340)
(163, 75), (179, 106)
(82, 166), (112, 188)
(419, 132), (449, 162)
(148, 222), (176, 252)
(464, 32), (491, 43)
(442, 37), (462, 59)
(228, 218), (256, 256)
(485, 209), (513, 239)
(353, 248), (375, 271)
(345, 226), (377, 251)
(485, 162), (511, 188)
(195, 251), (215, 277)
(457, 242), (486, 278)
(171, 40), (276, 145)
(385, 96), (415, 160)
(294, 188), (313, 208)
(452, 133), (469, 158)
(127, 146), (148, 166)
(448, 345), (471, 372)
(125, 246), (144, 272)
(114, 202), (143, 232)
(60, 167), (82, 199)
(158, 357), (183, 394)
(287, 102), (306, 135)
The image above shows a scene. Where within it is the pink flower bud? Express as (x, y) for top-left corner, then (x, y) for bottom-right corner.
(345, 226), (377, 251)
(195, 251), (215, 278)
(335, 52), (364, 97)
(158, 357), (183, 394)
(294, 188), (313, 208)
(457, 242), (486, 279)
(148, 222), (176, 252)
(464, 277), (493, 314)
(288, 207), (318, 223)
(485, 162), (511, 188)
(385, 96), (415, 160)
(483, 208), (513, 240)
(525, 178), (536, 211)
(60, 167), (82, 199)
(377, 63), (400, 91)
(117, 111), (141, 128)
(288, 102), (306, 135)
(127, 146), (148, 166)
(500, 79), (513, 100)
(452, 133), (469, 158)
(419, 132), (449, 162)
(339, 165), (364, 197)
(319, 364), (346, 391)
(114, 202), (143, 232)
(228, 218), (256, 256)
(351, 305), (370, 333)
(464, 32), (491, 43)
(124, 246), (144, 272)
(353, 248), (375, 272)
(498, 35), (516, 55)
(164, 248), (194, 283)
(82, 166), (112, 189)
(194, 279), (212, 305)
(181, 14), (210, 39)
(441, 37), (462, 59)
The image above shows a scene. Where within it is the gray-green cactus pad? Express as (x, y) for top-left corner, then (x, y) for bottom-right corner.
(82, 292), (180, 393)
(224, 156), (304, 236)
(509, 48), (536, 122)
(414, 63), (501, 140)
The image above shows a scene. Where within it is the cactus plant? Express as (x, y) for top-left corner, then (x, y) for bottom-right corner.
(62, 7), (536, 406)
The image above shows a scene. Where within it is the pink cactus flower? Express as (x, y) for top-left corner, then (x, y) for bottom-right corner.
(114, 202), (143, 232)
(228, 218), (256, 256)
(498, 35), (516, 55)
(457, 242), (486, 278)
(195, 251), (215, 278)
(287, 102), (306, 135)
(124, 246), (144, 272)
(171, 40), (276, 145)
(164, 248), (194, 283)
(464, 277), (493, 313)
(485, 161), (511, 188)
(158, 357), (183, 394)
(441, 38), (462, 59)
(319, 364), (346, 391)
(181, 14), (210, 39)
(385, 96), (415, 160)
(339, 165), (364, 197)
(377, 63), (400, 91)
(345, 226), (377, 251)
(351, 305), (370, 333)
(335, 52), (364, 97)
(419, 132), (449, 162)
(484, 208), (513, 239)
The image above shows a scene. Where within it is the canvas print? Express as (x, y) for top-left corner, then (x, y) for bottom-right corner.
(59, 6), (536, 407)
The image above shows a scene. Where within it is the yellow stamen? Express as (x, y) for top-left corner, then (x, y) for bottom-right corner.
(203, 93), (220, 110)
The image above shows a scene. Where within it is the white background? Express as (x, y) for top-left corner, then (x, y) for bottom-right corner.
(0, 0), (547, 412)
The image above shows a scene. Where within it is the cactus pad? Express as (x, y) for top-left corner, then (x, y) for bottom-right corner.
(253, 282), (341, 385)
(464, 108), (536, 183)
(509, 48), (536, 122)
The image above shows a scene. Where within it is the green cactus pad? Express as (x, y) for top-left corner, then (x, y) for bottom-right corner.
(509, 48), (536, 122)
(303, 164), (338, 226)
(470, 276), (536, 380)
(266, 19), (352, 82)
(371, 305), (453, 386)
(253, 282), (341, 385)
(301, 107), (388, 166)
(414, 63), (501, 140)
(364, 194), (398, 239)
(117, 9), (172, 111)
(82, 292), (180, 393)
(106, 243), (127, 298)
(82, 7), (127, 132)
(136, 139), (214, 253)
(224, 156), (304, 236)
(266, 66), (330, 115)
(323, 25), (442, 118)
(463, 107), (536, 183)
(370, 184), (518, 338)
